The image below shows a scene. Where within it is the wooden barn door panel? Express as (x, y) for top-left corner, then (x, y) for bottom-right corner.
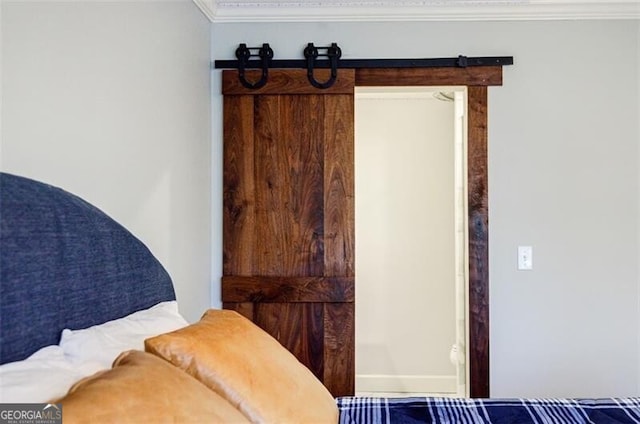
(223, 66), (498, 398)
(222, 69), (355, 397)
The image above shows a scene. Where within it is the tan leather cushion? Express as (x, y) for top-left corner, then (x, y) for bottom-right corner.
(56, 350), (249, 424)
(145, 309), (339, 424)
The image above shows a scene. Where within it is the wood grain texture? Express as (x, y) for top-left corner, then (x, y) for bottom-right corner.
(355, 66), (502, 87)
(253, 95), (326, 276)
(467, 86), (490, 398)
(222, 302), (255, 321)
(223, 71), (356, 397)
(222, 276), (354, 303)
(254, 303), (325, 380)
(323, 303), (355, 396)
(281, 95), (326, 276)
(223, 69), (355, 95)
(223, 96), (255, 276)
(323, 95), (355, 277)
(253, 95), (285, 275)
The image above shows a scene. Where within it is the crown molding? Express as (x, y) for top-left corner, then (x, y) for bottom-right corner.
(195, 0), (640, 22)
(193, 0), (218, 21)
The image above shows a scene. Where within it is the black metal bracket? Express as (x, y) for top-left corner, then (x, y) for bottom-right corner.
(216, 55), (513, 71)
(303, 43), (342, 89)
(216, 43), (515, 89)
(235, 43), (273, 89)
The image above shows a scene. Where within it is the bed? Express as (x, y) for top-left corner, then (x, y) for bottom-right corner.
(1, 171), (639, 424)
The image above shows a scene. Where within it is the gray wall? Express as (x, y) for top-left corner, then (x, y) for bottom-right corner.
(2, 0), (212, 323)
(211, 20), (640, 397)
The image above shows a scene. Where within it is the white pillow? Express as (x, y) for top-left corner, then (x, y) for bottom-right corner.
(0, 301), (189, 403)
(59, 301), (189, 369)
(0, 345), (103, 403)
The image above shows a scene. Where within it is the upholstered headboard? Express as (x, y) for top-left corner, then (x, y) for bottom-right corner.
(0, 172), (176, 364)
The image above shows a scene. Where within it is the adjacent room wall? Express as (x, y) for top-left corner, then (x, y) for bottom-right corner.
(355, 90), (457, 394)
(211, 20), (640, 397)
(1, 0), (212, 323)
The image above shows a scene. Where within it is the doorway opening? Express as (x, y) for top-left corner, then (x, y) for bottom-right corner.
(355, 86), (469, 397)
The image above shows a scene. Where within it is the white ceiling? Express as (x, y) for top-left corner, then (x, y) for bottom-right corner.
(195, 0), (640, 22)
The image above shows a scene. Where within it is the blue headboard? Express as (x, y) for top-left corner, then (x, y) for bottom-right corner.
(0, 172), (176, 364)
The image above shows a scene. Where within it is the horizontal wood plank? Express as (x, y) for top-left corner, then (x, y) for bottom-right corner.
(355, 66), (502, 86)
(223, 69), (355, 95)
(222, 276), (354, 303)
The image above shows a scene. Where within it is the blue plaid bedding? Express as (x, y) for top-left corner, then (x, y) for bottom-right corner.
(337, 397), (640, 424)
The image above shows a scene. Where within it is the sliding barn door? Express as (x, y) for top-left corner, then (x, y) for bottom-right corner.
(222, 69), (355, 396)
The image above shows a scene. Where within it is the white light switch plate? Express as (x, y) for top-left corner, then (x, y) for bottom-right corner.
(518, 246), (533, 270)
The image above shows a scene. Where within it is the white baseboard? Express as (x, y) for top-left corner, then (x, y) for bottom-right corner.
(356, 374), (457, 394)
